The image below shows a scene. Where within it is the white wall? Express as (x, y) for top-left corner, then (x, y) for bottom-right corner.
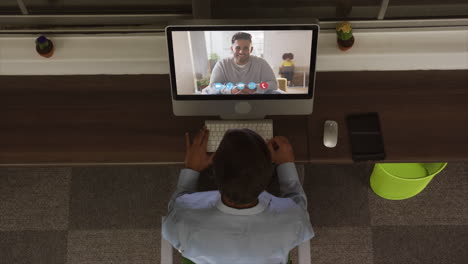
(205, 31), (265, 60)
(263, 31), (313, 75)
(0, 28), (467, 75)
(205, 31), (231, 60)
(0, 34), (169, 75)
(316, 30), (468, 71)
(172, 32), (196, 94)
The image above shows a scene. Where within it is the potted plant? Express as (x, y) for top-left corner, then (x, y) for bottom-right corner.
(336, 21), (354, 51)
(209, 53), (219, 72)
(197, 77), (210, 91)
(35, 35), (54, 58)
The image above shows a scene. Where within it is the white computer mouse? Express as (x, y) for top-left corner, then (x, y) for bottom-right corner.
(323, 120), (338, 148)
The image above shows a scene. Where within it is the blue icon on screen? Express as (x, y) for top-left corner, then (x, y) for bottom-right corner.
(248, 82), (257, 90)
(226, 82), (234, 90)
(214, 83), (223, 90)
(237, 82), (245, 90)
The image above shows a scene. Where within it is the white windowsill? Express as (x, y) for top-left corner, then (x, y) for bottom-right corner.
(0, 28), (467, 75)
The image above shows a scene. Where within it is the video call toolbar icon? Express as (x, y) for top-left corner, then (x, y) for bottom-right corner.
(214, 83), (223, 90)
(213, 82), (265, 91)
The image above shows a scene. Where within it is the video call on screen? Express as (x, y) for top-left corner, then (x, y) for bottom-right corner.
(172, 30), (313, 95)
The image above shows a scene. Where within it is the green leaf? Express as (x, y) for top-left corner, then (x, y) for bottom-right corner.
(36, 41), (49, 50)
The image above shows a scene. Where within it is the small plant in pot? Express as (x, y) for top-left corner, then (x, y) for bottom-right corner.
(35, 35), (54, 58)
(336, 22), (354, 51)
(197, 77), (210, 91)
(209, 53), (219, 72)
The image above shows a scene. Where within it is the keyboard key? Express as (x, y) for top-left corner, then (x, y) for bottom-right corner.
(205, 119), (273, 152)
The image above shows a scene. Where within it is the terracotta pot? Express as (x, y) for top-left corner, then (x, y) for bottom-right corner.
(36, 41), (54, 58)
(337, 36), (355, 51)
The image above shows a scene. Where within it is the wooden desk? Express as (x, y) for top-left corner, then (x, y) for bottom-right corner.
(0, 71), (467, 165)
(0, 75), (308, 165)
(309, 71), (468, 163)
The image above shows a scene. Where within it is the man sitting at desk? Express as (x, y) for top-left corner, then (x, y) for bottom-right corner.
(162, 127), (314, 264)
(202, 32), (280, 95)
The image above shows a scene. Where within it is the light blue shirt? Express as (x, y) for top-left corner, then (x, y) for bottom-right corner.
(162, 162), (314, 264)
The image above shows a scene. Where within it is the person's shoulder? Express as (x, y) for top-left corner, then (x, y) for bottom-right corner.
(175, 190), (220, 210)
(250, 56), (270, 68)
(269, 196), (301, 211)
(264, 196), (311, 232)
(212, 57), (232, 70)
(251, 56), (268, 64)
(260, 192), (300, 213)
(219, 57), (232, 65)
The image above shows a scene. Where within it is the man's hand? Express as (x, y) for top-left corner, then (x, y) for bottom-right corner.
(232, 87), (255, 94)
(267, 136), (295, 165)
(185, 126), (213, 172)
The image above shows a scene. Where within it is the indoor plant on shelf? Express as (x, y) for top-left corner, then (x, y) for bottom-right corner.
(35, 35), (55, 58)
(336, 21), (354, 51)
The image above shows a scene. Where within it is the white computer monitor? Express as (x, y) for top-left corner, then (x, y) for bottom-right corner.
(166, 20), (319, 119)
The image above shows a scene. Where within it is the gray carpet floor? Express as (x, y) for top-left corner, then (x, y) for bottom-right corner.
(0, 163), (467, 264)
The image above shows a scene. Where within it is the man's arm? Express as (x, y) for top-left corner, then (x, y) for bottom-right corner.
(163, 170), (196, 252)
(167, 168), (200, 212)
(277, 162), (308, 210)
(267, 136), (308, 210)
(268, 137), (315, 248)
(163, 127), (213, 253)
(168, 127), (213, 212)
(164, 168), (198, 252)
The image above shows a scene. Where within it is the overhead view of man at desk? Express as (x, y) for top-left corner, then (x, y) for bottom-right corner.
(162, 126), (314, 264)
(202, 32), (280, 95)
(1, 8), (468, 264)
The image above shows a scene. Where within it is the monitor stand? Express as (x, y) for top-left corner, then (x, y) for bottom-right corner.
(219, 101), (266, 120)
(235, 101), (252, 114)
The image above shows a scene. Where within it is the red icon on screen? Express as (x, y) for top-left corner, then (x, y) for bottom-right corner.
(260, 82), (268, 89)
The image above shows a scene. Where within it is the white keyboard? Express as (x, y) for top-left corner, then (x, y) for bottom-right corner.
(205, 119), (273, 152)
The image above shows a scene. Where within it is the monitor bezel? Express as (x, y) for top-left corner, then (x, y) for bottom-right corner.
(166, 24), (319, 101)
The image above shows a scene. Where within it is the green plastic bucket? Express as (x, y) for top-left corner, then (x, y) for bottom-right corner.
(370, 162), (447, 200)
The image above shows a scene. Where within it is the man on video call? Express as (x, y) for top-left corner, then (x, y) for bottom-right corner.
(162, 127), (314, 264)
(202, 32), (280, 94)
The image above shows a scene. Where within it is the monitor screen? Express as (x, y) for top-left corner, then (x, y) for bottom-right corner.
(166, 25), (319, 100)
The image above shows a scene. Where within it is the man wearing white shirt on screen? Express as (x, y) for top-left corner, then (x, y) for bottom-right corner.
(202, 32), (280, 95)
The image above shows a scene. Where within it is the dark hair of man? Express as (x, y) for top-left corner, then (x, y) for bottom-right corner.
(231, 32), (252, 44)
(282, 53), (294, 60)
(213, 129), (273, 205)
